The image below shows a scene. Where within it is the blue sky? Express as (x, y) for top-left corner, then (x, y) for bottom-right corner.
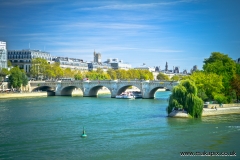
(0, 0), (239, 71)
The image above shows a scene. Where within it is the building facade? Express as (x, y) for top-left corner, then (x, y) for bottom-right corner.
(134, 63), (155, 72)
(236, 58), (240, 64)
(87, 62), (112, 71)
(52, 57), (88, 71)
(93, 50), (101, 63)
(0, 41), (7, 70)
(7, 49), (52, 73)
(105, 58), (131, 70)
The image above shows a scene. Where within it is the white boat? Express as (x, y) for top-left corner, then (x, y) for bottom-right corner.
(116, 92), (135, 99)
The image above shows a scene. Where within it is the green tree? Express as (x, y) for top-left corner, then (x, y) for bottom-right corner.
(96, 68), (104, 74)
(231, 75), (240, 102)
(107, 69), (117, 80)
(236, 63), (240, 75)
(85, 70), (110, 80)
(7, 60), (12, 67)
(52, 62), (63, 79)
(203, 52), (236, 102)
(167, 80), (203, 118)
(9, 66), (28, 89)
(74, 72), (83, 80)
(0, 68), (10, 81)
(189, 71), (224, 101)
(156, 72), (170, 80)
(30, 58), (50, 79)
(171, 75), (180, 81)
(63, 68), (74, 78)
(22, 72), (29, 87)
(45, 65), (55, 79)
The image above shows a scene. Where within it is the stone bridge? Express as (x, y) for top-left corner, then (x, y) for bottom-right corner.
(29, 80), (179, 99)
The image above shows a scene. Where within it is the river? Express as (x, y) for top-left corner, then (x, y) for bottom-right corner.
(0, 91), (239, 159)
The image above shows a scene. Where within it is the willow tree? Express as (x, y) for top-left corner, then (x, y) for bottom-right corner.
(167, 79), (203, 118)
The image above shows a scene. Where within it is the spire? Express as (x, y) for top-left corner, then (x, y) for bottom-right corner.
(165, 62), (168, 71)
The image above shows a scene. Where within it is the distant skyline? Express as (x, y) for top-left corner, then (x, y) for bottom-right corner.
(0, 0), (240, 71)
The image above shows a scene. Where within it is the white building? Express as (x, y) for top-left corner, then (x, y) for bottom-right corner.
(0, 41), (7, 70)
(52, 57), (88, 72)
(87, 62), (112, 72)
(134, 63), (155, 72)
(105, 58), (131, 70)
(8, 49), (52, 73)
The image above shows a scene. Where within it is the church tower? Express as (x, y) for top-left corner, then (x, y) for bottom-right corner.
(165, 62), (168, 71)
(93, 50), (101, 63)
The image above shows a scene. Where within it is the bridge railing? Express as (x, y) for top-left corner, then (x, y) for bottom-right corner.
(29, 80), (179, 84)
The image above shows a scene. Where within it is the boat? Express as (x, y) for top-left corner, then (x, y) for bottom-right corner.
(116, 92), (135, 99)
(132, 91), (142, 99)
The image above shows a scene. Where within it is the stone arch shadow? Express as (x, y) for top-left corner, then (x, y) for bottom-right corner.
(87, 85), (111, 97)
(148, 87), (166, 99)
(116, 85), (142, 96)
(32, 86), (55, 96)
(61, 86), (83, 96)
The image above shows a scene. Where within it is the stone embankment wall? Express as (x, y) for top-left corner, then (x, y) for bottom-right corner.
(202, 107), (240, 116)
(0, 92), (47, 99)
(168, 104), (240, 118)
(204, 103), (240, 108)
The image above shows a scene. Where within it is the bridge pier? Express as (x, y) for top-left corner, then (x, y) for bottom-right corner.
(47, 91), (55, 96)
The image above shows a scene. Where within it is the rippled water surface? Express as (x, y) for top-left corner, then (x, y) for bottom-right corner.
(0, 92), (239, 159)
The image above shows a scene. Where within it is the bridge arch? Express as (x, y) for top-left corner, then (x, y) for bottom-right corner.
(61, 86), (83, 96)
(87, 85), (111, 97)
(32, 86), (54, 92)
(116, 85), (142, 96)
(148, 87), (166, 99)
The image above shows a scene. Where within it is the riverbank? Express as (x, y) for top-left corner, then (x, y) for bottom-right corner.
(0, 92), (48, 99)
(202, 107), (240, 116)
(0, 89), (112, 99)
(168, 106), (240, 118)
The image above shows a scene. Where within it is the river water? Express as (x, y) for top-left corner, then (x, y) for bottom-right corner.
(0, 91), (239, 160)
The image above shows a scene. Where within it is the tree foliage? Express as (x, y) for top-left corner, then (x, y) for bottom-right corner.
(107, 69), (117, 80)
(167, 80), (203, 118)
(171, 75), (180, 81)
(7, 60), (12, 67)
(0, 68), (10, 77)
(236, 63), (240, 75)
(203, 52), (236, 102)
(188, 71), (224, 101)
(231, 75), (240, 102)
(156, 72), (170, 80)
(30, 58), (50, 79)
(9, 66), (28, 89)
(29, 58), (154, 81)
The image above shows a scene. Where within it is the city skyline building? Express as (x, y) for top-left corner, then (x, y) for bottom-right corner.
(52, 57), (88, 72)
(0, 41), (7, 70)
(134, 63), (155, 72)
(7, 49), (52, 73)
(236, 58), (240, 64)
(105, 58), (131, 70)
(93, 50), (101, 63)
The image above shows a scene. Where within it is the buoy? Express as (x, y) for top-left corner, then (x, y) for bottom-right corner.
(81, 127), (87, 138)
